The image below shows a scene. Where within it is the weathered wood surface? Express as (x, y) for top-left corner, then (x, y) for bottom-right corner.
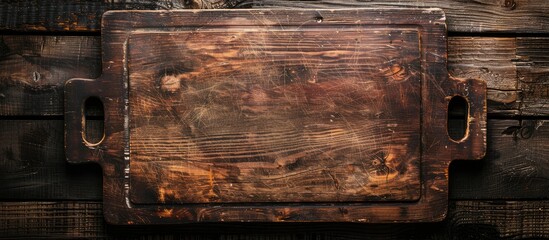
(450, 119), (549, 199)
(0, 14), (545, 213)
(61, 8), (487, 224)
(517, 37), (549, 116)
(0, 120), (103, 200)
(448, 201), (549, 239)
(448, 37), (519, 116)
(0, 35), (101, 116)
(1, 0), (549, 33)
(1, 120), (546, 201)
(1, 200), (548, 239)
(0, 0), (547, 237)
(3, 36), (546, 117)
(128, 28), (424, 204)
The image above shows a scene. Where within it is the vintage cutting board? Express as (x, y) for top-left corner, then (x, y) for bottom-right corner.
(64, 9), (486, 224)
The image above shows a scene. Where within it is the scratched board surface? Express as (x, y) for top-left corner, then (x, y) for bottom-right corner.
(128, 27), (423, 204)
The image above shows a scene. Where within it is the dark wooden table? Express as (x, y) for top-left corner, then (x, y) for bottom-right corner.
(1, 0), (548, 239)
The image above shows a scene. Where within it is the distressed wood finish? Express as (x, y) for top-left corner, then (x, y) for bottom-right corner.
(7, 35), (548, 211)
(128, 29), (423, 204)
(0, 0), (546, 238)
(0, 36), (101, 116)
(1, 35), (526, 117)
(447, 37), (519, 117)
(0, 120), (103, 200)
(517, 38), (549, 116)
(449, 119), (549, 199)
(64, 9), (486, 224)
(2, 201), (549, 239)
(4, 120), (548, 201)
(2, 0), (549, 33)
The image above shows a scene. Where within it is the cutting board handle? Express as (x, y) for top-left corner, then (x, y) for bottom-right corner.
(64, 78), (105, 164)
(445, 76), (487, 161)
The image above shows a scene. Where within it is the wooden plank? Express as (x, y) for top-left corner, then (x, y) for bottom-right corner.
(0, 0), (241, 32)
(0, 120), (549, 200)
(450, 38), (517, 90)
(0, 120), (103, 200)
(0, 35), (101, 116)
(449, 119), (549, 199)
(448, 37), (519, 116)
(448, 201), (549, 239)
(251, 0), (549, 34)
(1, 118), (546, 201)
(0, 36), (532, 117)
(0, 201), (443, 239)
(1, 0), (549, 33)
(0, 202), (105, 239)
(1, 200), (548, 239)
(516, 37), (549, 116)
(0, 42), (545, 201)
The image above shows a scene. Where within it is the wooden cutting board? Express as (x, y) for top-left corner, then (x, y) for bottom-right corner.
(64, 8), (486, 224)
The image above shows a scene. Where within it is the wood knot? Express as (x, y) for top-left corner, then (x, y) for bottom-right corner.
(315, 16), (324, 23)
(504, 0), (517, 10)
(501, 120), (540, 140)
(160, 75), (182, 94)
(381, 64), (408, 81)
(32, 71), (41, 82)
(368, 151), (400, 181)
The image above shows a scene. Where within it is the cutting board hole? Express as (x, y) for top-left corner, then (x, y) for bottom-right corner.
(448, 96), (469, 142)
(84, 97), (105, 145)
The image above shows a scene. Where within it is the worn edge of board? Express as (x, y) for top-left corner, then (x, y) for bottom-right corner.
(64, 8), (486, 224)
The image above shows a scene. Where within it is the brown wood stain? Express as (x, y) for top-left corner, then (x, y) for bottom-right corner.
(63, 9), (486, 224)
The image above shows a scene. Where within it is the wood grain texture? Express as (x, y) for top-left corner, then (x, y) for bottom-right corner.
(448, 37), (519, 117)
(0, 201), (105, 239)
(128, 29), (423, 204)
(248, 0), (549, 34)
(448, 201), (549, 239)
(0, 35), (101, 116)
(2, 36), (545, 117)
(450, 119), (549, 199)
(0, 0), (242, 32)
(0, 119), (547, 201)
(1, 0), (549, 33)
(62, 9), (486, 224)
(1, 200), (548, 239)
(0, 120), (103, 200)
(517, 37), (549, 116)
(0, 0), (546, 238)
